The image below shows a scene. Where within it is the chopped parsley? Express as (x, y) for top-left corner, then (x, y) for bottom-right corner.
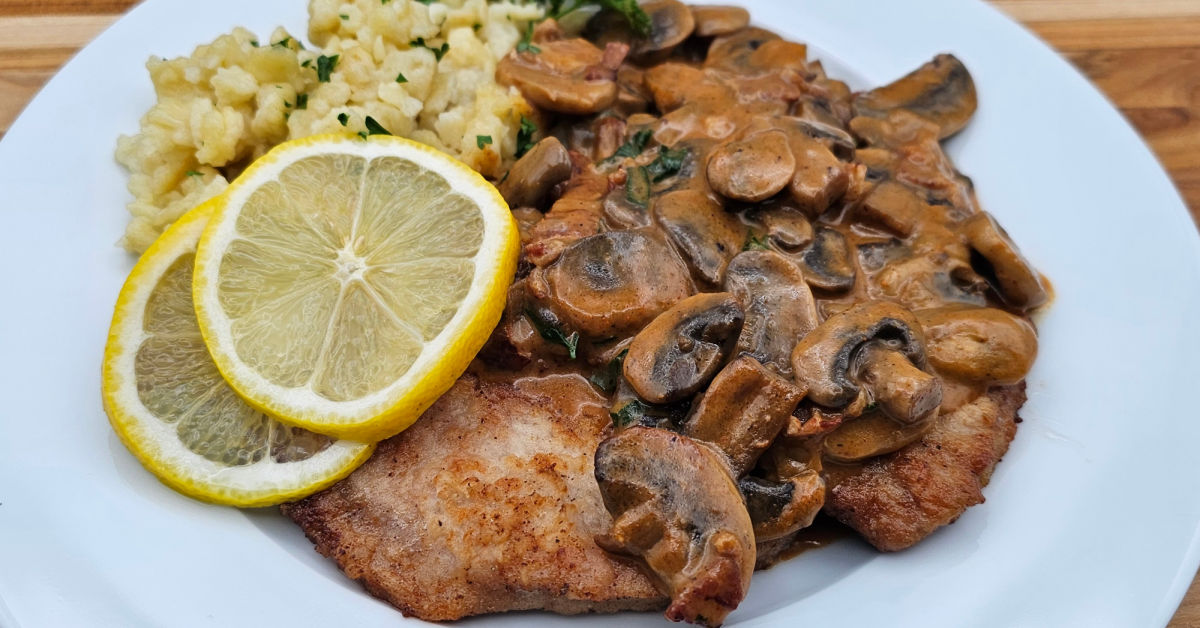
(625, 166), (650, 208)
(295, 93), (308, 110)
(300, 58), (312, 68)
(339, 13), (349, 20)
(536, 0), (651, 36)
(516, 116), (537, 158)
(410, 37), (449, 61)
(395, 72), (408, 83)
(590, 349), (628, 394)
(610, 400), (649, 428)
(363, 116), (392, 137)
(525, 308), (579, 359)
(272, 37), (291, 48)
(337, 112), (350, 126)
(185, 170), (203, 177)
(316, 54), (339, 82)
(611, 128), (652, 160)
(646, 145), (687, 182)
(516, 23), (540, 55)
(477, 135), (493, 149)
(743, 233), (771, 251)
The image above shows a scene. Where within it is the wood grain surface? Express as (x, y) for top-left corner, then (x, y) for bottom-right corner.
(1, 0), (1198, 624)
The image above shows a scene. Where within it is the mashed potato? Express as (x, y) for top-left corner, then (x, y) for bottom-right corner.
(115, 0), (543, 253)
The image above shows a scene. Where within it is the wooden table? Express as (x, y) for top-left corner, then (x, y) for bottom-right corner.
(2, 0), (1198, 624)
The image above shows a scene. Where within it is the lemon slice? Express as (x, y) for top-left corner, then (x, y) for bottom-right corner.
(192, 134), (519, 442)
(102, 201), (374, 507)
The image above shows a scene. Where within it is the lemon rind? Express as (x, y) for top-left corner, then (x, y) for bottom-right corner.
(102, 200), (375, 507)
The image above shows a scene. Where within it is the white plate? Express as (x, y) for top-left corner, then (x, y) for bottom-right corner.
(2, 0), (1198, 626)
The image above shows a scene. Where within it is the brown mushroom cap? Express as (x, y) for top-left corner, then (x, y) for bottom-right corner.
(708, 130), (797, 203)
(497, 137), (572, 210)
(739, 471), (824, 541)
(497, 38), (626, 115)
(535, 230), (694, 339)
(724, 251), (820, 376)
(653, 188), (746, 286)
(964, 212), (1048, 310)
(791, 301), (930, 409)
(852, 53), (978, 140)
(595, 426), (755, 627)
(624, 292), (745, 404)
(690, 5), (750, 37)
(918, 306), (1039, 384)
(822, 408), (934, 463)
(681, 355), (805, 475)
(798, 226), (857, 293)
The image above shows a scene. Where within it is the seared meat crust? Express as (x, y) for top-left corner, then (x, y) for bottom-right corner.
(823, 383), (1024, 551)
(282, 372), (665, 621)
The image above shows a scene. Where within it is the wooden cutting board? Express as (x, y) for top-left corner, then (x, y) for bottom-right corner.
(1, 0), (1198, 625)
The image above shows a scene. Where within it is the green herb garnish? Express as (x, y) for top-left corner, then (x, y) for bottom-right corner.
(316, 54), (339, 82)
(477, 135), (493, 149)
(516, 22), (541, 54)
(537, 0), (651, 36)
(395, 72), (408, 83)
(410, 37), (449, 61)
(185, 170), (203, 177)
(516, 116), (537, 158)
(590, 349), (629, 394)
(610, 399), (649, 428)
(337, 112), (350, 126)
(612, 128), (652, 160)
(272, 37), (291, 48)
(625, 166), (651, 208)
(295, 93), (308, 110)
(525, 308), (579, 359)
(743, 233), (771, 251)
(646, 145), (687, 182)
(364, 116), (392, 136)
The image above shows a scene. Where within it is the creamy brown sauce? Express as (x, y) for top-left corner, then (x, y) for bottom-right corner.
(482, 4), (1047, 624)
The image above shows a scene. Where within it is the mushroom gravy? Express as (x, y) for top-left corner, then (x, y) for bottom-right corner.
(483, 3), (1046, 626)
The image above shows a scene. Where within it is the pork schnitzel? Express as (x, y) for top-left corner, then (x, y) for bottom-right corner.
(282, 371), (666, 620)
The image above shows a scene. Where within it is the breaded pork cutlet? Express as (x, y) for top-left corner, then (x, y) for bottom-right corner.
(823, 384), (1025, 552)
(282, 371), (666, 621)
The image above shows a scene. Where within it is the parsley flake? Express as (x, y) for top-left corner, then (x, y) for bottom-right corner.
(477, 135), (493, 149)
(395, 72), (408, 83)
(525, 308), (579, 359)
(316, 54), (339, 82)
(364, 116), (392, 136)
(516, 116), (537, 158)
(337, 112), (350, 126)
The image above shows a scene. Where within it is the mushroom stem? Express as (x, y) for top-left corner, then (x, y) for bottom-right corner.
(857, 344), (943, 425)
(682, 355), (806, 475)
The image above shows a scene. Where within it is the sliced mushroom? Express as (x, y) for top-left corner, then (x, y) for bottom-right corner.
(690, 5), (750, 37)
(623, 293), (744, 404)
(497, 38), (627, 115)
(595, 426), (755, 627)
(822, 408), (934, 463)
(791, 117), (856, 161)
(654, 188), (746, 286)
(497, 137), (572, 210)
(857, 343), (943, 425)
(799, 226), (856, 293)
(681, 355), (805, 475)
(705, 27), (781, 72)
(852, 53), (978, 140)
(788, 135), (849, 217)
(707, 130), (796, 203)
(723, 251), (819, 376)
(590, 0), (695, 63)
(644, 63), (734, 114)
(918, 306), (1038, 384)
(739, 472), (824, 541)
(532, 230), (694, 338)
(745, 201), (814, 250)
(964, 212), (1048, 310)
(791, 301), (942, 426)
(858, 180), (928, 237)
